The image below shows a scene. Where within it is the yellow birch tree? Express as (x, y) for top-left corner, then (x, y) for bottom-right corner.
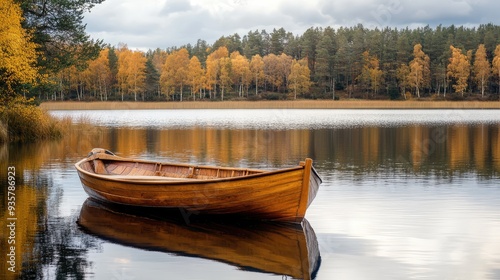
(188, 56), (204, 100)
(219, 57), (232, 101)
(447, 45), (470, 96)
(369, 58), (384, 95)
(0, 0), (40, 96)
(408, 44), (430, 98)
(160, 53), (175, 98)
(250, 54), (265, 95)
(396, 64), (410, 99)
(160, 49), (190, 101)
(264, 54), (281, 92)
(357, 51), (372, 93)
(230, 52), (250, 97)
(358, 51), (384, 95)
(473, 44), (491, 98)
(205, 46), (229, 99)
(174, 48), (190, 101)
(288, 58), (311, 99)
(117, 47), (131, 101)
(86, 48), (112, 101)
(117, 47), (146, 101)
(128, 51), (147, 101)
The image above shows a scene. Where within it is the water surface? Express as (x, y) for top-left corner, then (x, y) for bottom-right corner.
(1, 109), (500, 280)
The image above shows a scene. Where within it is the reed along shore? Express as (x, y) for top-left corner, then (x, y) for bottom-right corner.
(40, 100), (500, 110)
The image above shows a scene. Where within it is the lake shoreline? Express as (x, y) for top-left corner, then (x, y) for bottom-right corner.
(40, 100), (500, 110)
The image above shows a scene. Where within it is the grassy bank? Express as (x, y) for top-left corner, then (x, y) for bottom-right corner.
(0, 97), (69, 143)
(40, 100), (500, 110)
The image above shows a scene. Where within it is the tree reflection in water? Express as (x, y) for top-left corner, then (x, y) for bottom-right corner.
(1, 144), (100, 280)
(2, 113), (500, 279)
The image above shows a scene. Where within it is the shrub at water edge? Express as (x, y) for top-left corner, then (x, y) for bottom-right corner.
(0, 97), (65, 143)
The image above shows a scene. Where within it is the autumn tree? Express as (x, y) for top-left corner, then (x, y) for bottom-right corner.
(407, 44), (430, 98)
(473, 44), (491, 97)
(116, 47), (130, 100)
(205, 46), (229, 99)
(358, 51), (372, 93)
(370, 59), (384, 95)
(219, 57), (232, 100)
(357, 51), (384, 95)
(149, 48), (168, 96)
(288, 58), (311, 99)
(117, 47), (147, 101)
(159, 53), (175, 98)
(278, 53), (293, 91)
(86, 48), (112, 101)
(160, 48), (190, 101)
(264, 54), (280, 91)
(249, 54), (265, 95)
(492, 45), (500, 96)
(129, 51), (147, 101)
(396, 64), (410, 99)
(0, 0), (39, 98)
(230, 52), (251, 97)
(187, 56), (204, 100)
(175, 48), (190, 101)
(160, 49), (186, 100)
(263, 53), (292, 92)
(447, 46), (470, 96)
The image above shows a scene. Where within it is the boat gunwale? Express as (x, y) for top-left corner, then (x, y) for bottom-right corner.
(74, 156), (309, 186)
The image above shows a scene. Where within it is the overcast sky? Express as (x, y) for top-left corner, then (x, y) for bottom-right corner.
(83, 0), (500, 51)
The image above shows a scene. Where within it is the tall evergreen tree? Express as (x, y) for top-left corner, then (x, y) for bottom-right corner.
(18, 0), (104, 73)
(315, 29), (336, 98)
(144, 58), (160, 100)
(243, 30), (263, 58)
(492, 45), (500, 95)
(301, 27), (321, 75)
(270, 28), (287, 55)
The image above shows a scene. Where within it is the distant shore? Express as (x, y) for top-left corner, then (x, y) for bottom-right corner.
(40, 100), (500, 110)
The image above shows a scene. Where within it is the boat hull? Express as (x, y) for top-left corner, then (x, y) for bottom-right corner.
(75, 149), (322, 223)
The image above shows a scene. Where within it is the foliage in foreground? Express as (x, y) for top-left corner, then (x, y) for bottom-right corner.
(0, 97), (67, 143)
(0, 0), (40, 97)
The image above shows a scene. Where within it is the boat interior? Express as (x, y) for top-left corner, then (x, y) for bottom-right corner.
(81, 157), (266, 180)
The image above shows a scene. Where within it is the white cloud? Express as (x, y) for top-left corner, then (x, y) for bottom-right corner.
(83, 0), (500, 50)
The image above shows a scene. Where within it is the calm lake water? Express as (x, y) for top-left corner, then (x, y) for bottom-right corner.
(1, 109), (500, 280)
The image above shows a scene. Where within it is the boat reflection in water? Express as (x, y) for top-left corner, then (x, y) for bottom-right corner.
(77, 198), (321, 280)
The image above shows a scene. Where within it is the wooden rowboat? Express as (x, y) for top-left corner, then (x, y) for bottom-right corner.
(77, 198), (321, 279)
(75, 148), (322, 223)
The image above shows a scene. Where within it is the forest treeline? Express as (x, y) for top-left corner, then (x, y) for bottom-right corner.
(2, 0), (500, 102)
(53, 24), (500, 102)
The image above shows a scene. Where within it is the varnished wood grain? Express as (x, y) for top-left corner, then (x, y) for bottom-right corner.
(77, 198), (321, 280)
(75, 148), (322, 223)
